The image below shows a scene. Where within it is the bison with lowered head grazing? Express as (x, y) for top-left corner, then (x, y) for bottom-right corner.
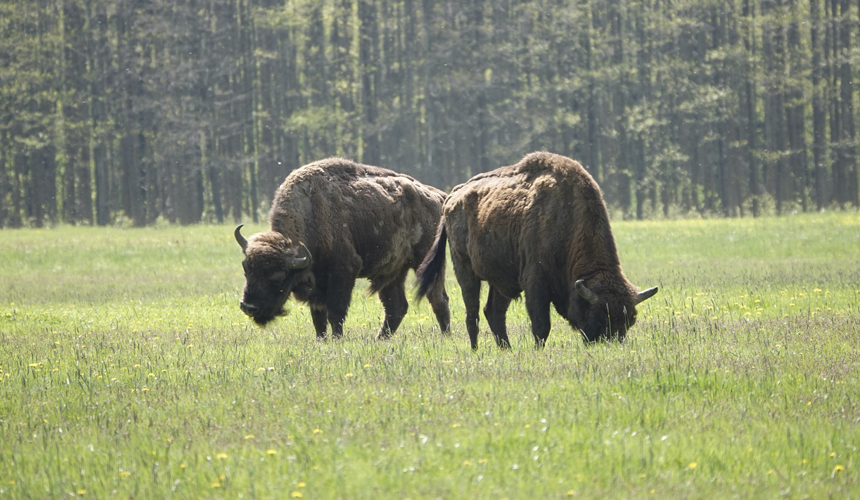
(236, 158), (451, 339)
(417, 152), (657, 349)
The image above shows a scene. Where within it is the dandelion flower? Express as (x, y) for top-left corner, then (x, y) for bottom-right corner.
(462, 460), (472, 467)
(266, 449), (277, 455)
(290, 492), (303, 498)
(834, 465), (845, 473)
(216, 453), (228, 459)
(830, 452), (837, 457)
(313, 429), (323, 435)
(245, 434), (255, 440)
(345, 373), (353, 378)
(211, 482), (221, 488)
(688, 462), (697, 470)
(77, 489), (86, 495)
(297, 482), (306, 487)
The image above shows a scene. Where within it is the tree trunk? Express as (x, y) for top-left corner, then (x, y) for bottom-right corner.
(785, 0), (809, 212)
(422, 0), (436, 184)
(810, 0), (829, 210)
(838, 0), (857, 207)
(360, 0), (381, 166)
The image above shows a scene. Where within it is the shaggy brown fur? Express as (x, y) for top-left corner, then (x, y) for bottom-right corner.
(238, 157), (450, 339)
(417, 152), (657, 349)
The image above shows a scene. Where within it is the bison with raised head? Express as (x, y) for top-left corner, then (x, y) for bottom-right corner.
(417, 152), (657, 349)
(236, 158), (451, 339)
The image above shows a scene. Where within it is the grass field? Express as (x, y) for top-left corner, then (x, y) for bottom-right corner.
(1, 212), (859, 499)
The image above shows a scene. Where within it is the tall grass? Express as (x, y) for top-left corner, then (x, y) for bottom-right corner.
(1, 213), (858, 498)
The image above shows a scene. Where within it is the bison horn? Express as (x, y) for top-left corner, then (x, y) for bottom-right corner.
(234, 224), (248, 253)
(287, 242), (312, 270)
(574, 280), (600, 304)
(635, 286), (659, 304)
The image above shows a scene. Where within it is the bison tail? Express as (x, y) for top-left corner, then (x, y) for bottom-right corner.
(416, 220), (448, 300)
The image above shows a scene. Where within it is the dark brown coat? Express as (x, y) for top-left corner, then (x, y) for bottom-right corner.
(236, 157), (450, 339)
(417, 152), (656, 349)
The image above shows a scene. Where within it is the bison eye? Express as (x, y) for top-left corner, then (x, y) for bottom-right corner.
(269, 270), (286, 283)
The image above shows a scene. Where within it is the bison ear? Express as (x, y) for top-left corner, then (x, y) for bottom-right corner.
(574, 280), (600, 304)
(635, 286), (658, 304)
(234, 224), (248, 253)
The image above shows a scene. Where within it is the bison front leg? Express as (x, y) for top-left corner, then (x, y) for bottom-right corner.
(524, 281), (552, 349)
(377, 273), (409, 340)
(310, 306), (328, 339)
(326, 273), (356, 339)
(484, 286), (512, 348)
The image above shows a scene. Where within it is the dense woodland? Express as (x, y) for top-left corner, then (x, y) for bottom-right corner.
(0, 0), (858, 227)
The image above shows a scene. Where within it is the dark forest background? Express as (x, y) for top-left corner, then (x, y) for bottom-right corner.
(1, 0), (858, 228)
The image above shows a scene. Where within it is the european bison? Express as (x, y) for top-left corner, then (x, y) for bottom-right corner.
(417, 152), (657, 349)
(236, 158), (451, 339)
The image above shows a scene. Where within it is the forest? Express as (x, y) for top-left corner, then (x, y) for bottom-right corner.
(0, 0), (858, 227)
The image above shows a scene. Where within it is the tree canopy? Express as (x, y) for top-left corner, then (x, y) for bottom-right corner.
(0, 0), (858, 227)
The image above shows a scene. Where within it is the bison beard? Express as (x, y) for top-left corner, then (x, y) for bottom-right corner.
(417, 152), (657, 349)
(236, 158), (451, 339)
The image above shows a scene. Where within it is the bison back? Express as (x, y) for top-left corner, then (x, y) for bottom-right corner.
(443, 152), (619, 291)
(269, 158), (446, 283)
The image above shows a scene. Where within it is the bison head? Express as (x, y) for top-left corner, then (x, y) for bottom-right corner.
(235, 224), (312, 326)
(569, 279), (658, 342)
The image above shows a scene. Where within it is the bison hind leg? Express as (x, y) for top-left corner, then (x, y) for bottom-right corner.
(451, 256), (481, 350)
(423, 269), (451, 334)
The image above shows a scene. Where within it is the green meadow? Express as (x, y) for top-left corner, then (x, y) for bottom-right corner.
(1, 212), (859, 499)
